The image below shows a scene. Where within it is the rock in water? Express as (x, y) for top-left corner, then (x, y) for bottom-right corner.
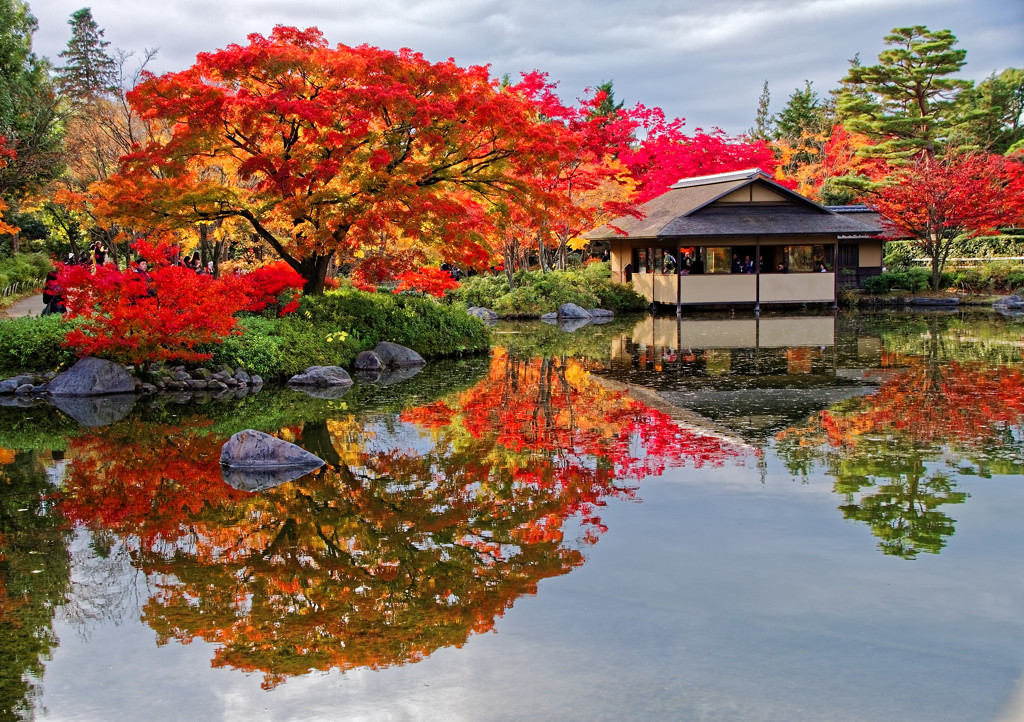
(220, 429), (326, 470)
(557, 303), (593, 319)
(48, 357), (135, 396)
(373, 341), (425, 367)
(288, 366), (353, 387)
(354, 351), (384, 370)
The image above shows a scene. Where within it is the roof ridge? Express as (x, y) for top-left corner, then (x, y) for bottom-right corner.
(669, 168), (769, 189)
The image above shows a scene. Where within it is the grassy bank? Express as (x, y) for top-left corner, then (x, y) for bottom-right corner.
(0, 289), (491, 379)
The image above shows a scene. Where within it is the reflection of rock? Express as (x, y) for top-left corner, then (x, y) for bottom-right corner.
(353, 365), (423, 386)
(374, 341), (425, 368)
(221, 465), (321, 492)
(49, 393), (135, 427)
(0, 395), (41, 408)
(288, 366), (353, 388)
(290, 384), (353, 399)
(48, 357), (135, 396)
(558, 317), (594, 333)
(220, 429), (326, 470)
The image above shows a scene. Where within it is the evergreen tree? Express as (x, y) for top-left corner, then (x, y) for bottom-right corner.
(836, 26), (970, 161)
(55, 7), (117, 104)
(748, 79), (773, 140)
(775, 81), (829, 142)
(587, 80), (624, 119)
(948, 68), (1024, 154)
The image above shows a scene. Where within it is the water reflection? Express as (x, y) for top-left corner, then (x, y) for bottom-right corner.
(1, 311), (1023, 713)
(0, 450), (71, 720)
(603, 311), (1024, 558)
(2, 351), (751, 693)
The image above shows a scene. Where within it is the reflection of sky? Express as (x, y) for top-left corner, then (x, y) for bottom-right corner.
(38, 456), (1024, 721)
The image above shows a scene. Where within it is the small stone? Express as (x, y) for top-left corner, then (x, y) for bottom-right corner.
(354, 351), (383, 370)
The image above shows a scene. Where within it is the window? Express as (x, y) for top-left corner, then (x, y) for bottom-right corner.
(785, 245), (831, 272)
(705, 247), (732, 274)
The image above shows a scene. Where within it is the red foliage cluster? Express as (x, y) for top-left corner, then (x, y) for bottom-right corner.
(228, 261), (304, 316)
(57, 239), (292, 365)
(393, 266), (461, 297)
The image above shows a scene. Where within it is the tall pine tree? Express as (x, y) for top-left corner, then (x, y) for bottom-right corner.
(55, 8), (117, 104)
(836, 26), (970, 161)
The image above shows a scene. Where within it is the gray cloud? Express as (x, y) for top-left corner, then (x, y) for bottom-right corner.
(34, 0), (1024, 135)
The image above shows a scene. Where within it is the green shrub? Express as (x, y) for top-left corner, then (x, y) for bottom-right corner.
(0, 252), (49, 299)
(0, 315), (78, 375)
(298, 289), (491, 358)
(451, 263), (646, 317)
(952, 261), (1024, 294)
(862, 269), (933, 294)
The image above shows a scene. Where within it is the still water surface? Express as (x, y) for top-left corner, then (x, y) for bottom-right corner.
(2, 310), (1024, 721)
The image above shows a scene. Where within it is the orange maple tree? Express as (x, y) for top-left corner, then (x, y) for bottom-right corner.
(86, 27), (581, 294)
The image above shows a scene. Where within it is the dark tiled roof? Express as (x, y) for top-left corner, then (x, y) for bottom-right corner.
(663, 205), (879, 236)
(586, 173), (880, 240)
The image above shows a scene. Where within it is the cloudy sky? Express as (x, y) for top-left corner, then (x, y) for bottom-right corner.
(32, 0), (1024, 135)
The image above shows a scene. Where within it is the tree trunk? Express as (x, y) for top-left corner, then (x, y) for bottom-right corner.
(298, 253), (334, 295)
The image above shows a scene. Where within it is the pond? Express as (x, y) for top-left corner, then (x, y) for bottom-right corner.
(2, 309), (1024, 721)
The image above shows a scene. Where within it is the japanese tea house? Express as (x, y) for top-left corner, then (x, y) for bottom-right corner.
(584, 168), (883, 312)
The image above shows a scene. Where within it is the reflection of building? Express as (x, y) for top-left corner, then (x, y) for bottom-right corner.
(604, 313), (883, 440)
(585, 169), (881, 311)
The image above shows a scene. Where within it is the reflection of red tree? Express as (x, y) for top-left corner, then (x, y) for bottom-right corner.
(60, 353), (748, 688)
(819, 359), (1024, 447)
(58, 422), (249, 550)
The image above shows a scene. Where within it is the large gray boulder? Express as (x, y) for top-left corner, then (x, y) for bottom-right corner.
(48, 357), (135, 396)
(557, 303), (593, 319)
(220, 429), (325, 470)
(466, 306), (499, 321)
(374, 341), (426, 368)
(288, 366), (353, 387)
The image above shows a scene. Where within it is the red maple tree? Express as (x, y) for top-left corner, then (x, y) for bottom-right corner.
(866, 153), (1024, 289)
